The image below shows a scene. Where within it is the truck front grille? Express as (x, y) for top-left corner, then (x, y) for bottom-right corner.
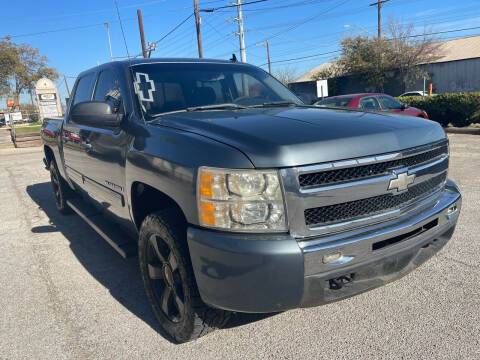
(304, 172), (447, 226)
(299, 145), (448, 188)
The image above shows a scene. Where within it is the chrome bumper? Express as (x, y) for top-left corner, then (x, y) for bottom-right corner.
(300, 180), (461, 277)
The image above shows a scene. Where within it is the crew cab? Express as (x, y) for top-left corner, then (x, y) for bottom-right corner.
(41, 58), (461, 343)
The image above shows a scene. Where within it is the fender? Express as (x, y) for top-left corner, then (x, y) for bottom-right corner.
(125, 123), (254, 227)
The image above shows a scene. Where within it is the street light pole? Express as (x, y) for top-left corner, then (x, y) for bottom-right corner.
(266, 41), (271, 74)
(104, 23), (113, 61)
(255, 41), (271, 74)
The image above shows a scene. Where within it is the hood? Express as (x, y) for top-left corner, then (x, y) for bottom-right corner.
(152, 107), (446, 168)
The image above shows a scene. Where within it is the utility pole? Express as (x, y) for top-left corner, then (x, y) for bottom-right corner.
(193, 0), (203, 58)
(235, 0), (247, 62)
(369, 0), (389, 38)
(63, 75), (71, 97)
(104, 23), (113, 61)
(137, 9), (148, 58)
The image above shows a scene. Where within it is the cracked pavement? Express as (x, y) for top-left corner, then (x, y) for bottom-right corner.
(0, 134), (478, 359)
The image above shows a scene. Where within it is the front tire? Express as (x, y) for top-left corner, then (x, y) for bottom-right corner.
(138, 210), (230, 343)
(49, 161), (72, 214)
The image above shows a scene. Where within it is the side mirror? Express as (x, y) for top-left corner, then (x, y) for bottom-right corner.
(70, 101), (123, 129)
(400, 103), (408, 110)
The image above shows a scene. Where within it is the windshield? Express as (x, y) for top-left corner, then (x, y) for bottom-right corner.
(130, 62), (302, 118)
(315, 97), (353, 107)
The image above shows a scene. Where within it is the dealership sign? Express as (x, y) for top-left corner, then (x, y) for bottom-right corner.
(35, 78), (62, 121)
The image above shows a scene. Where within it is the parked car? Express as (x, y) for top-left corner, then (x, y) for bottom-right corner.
(315, 93), (429, 118)
(41, 59), (460, 343)
(399, 91), (437, 97)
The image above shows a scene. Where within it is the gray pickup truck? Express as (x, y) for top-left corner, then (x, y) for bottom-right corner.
(41, 58), (461, 343)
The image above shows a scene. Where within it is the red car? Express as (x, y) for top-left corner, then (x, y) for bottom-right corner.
(314, 93), (429, 118)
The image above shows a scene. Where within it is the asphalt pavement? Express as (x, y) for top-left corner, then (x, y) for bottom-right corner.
(0, 134), (479, 359)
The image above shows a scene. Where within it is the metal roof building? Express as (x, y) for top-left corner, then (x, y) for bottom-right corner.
(292, 35), (480, 96)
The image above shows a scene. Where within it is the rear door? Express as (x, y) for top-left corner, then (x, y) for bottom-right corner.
(62, 72), (97, 188)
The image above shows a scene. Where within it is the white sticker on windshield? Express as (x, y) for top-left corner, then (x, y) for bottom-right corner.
(134, 72), (156, 102)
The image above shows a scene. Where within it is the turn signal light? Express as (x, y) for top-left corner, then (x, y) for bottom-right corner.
(200, 201), (215, 226)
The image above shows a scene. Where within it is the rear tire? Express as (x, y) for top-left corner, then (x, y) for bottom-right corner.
(138, 210), (231, 343)
(49, 161), (72, 214)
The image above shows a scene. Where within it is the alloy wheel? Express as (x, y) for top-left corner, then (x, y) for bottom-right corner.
(146, 234), (185, 323)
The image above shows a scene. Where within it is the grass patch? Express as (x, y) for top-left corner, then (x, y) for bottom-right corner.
(14, 125), (41, 134)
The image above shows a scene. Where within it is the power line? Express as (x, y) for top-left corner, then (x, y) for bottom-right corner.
(214, 0), (351, 58)
(259, 25), (480, 66)
(154, 13), (194, 45)
(261, 50), (340, 65)
(113, 0), (130, 58)
(200, 0), (268, 12)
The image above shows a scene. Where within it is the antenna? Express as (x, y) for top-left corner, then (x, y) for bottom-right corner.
(114, 0), (130, 58)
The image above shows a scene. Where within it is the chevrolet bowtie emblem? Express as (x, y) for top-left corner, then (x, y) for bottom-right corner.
(388, 171), (416, 192)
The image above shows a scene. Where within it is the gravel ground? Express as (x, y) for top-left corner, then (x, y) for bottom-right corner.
(0, 134), (479, 360)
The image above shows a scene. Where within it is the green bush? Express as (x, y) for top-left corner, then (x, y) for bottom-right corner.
(29, 112), (39, 122)
(397, 92), (480, 127)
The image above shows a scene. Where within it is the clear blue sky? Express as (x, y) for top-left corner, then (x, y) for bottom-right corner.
(2, 0), (480, 103)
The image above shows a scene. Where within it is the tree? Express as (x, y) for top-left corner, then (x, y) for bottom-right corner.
(0, 40), (58, 103)
(311, 20), (443, 93)
(337, 36), (394, 92)
(0, 41), (17, 97)
(273, 67), (299, 86)
(387, 19), (443, 92)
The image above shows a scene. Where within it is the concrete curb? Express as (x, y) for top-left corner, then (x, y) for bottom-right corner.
(444, 127), (480, 135)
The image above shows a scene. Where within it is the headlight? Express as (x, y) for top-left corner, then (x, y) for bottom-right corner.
(197, 167), (287, 232)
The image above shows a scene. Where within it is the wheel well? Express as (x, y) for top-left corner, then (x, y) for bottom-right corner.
(44, 145), (55, 167)
(131, 182), (186, 229)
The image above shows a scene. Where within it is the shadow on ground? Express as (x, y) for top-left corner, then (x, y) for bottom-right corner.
(26, 182), (276, 343)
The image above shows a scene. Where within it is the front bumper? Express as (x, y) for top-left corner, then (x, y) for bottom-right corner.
(187, 180), (461, 313)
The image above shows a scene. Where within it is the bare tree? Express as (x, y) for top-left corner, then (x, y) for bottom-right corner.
(309, 19), (443, 93)
(387, 19), (444, 92)
(273, 67), (299, 86)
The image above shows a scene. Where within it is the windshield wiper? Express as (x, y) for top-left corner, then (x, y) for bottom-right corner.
(149, 109), (190, 118)
(248, 101), (301, 108)
(148, 104), (247, 119)
(186, 103), (248, 111)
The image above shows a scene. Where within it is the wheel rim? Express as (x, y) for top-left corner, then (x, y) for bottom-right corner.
(146, 234), (185, 323)
(51, 170), (61, 207)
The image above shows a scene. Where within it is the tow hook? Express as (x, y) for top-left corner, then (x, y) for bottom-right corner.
(329, 273), (356, 290)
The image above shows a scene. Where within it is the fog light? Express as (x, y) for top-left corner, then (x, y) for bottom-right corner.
(447, 203), (458, 215)
(323, 252), (342, 264)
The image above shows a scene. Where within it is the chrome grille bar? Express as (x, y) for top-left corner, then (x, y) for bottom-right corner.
(280, 140), (449, 239)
